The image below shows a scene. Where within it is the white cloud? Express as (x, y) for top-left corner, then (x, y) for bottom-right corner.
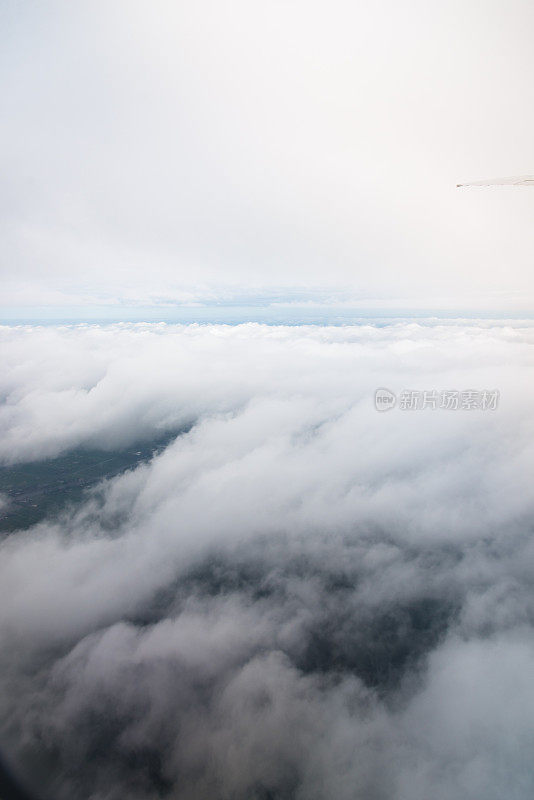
(0, 321), (534, 798)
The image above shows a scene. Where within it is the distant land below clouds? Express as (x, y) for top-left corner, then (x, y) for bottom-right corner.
(1, 306), (534, 325)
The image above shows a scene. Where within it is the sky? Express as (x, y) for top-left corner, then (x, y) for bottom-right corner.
(2, 7), (534, 796)
(2, 0), (534, 314)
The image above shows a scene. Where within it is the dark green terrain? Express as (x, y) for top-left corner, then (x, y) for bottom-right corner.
(0, 432), (180, 534)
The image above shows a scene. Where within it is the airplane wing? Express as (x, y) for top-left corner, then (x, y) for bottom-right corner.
(457, 175), (534, 187)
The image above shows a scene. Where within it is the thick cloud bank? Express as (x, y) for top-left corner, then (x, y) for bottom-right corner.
(1, 321), (534, 800)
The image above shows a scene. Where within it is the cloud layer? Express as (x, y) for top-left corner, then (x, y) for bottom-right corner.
(1, 321), (534, 800)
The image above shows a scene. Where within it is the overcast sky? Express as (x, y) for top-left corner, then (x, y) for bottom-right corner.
(2, 0), (534, 312)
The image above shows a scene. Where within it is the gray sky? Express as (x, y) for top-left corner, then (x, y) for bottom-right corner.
(2, 0), (534, 312)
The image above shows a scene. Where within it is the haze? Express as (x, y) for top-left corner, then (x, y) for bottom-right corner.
(2, 0), (534, 314)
